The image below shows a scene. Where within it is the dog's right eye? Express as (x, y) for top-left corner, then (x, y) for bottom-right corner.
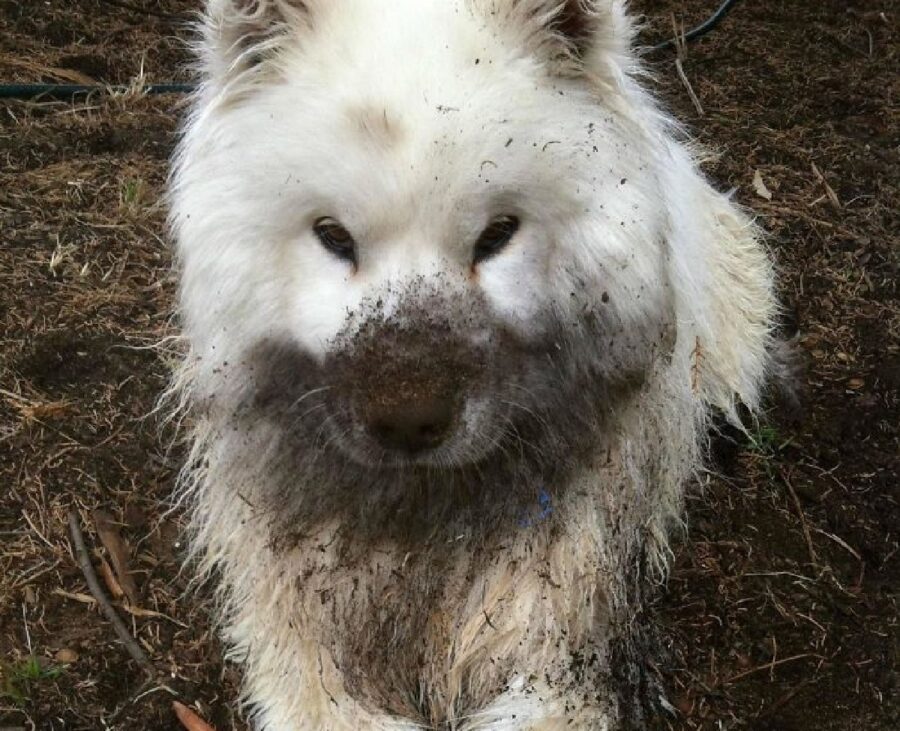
(473, 215), (520, 265)
(314, 218), (357, 265)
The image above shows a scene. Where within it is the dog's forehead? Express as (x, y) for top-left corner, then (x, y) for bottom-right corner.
(348, 104), (406, 149)
(288, 1), (558, 143)
(266, 0), (604, 204)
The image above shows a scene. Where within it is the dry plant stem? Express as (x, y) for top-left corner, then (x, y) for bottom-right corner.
(724, 653), (820, 684)
(781, 469), (820, 568)
(107, 679), (180, 725)
(675, 57), (704, 116)
(672, 13), (704, 116)
(811, 162), (842, 209)
(67, 510), (157, 678)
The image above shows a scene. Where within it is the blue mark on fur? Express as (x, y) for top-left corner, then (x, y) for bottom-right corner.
(519, 489), (553, 528)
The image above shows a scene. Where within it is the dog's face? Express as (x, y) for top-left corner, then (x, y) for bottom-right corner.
(174, 0), (676, 477)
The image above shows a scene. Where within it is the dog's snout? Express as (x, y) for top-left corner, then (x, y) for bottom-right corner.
(367, 395), (455, 453)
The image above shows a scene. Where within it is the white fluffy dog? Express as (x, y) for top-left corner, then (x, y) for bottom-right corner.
(169, 1), (776, 729)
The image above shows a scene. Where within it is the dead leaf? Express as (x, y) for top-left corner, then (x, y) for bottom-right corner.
(98, 555), (124, 599)
(92, 510), (140, 606)
(752, 169), (773, 200)
(173, 701), (217, 731)
(16, 399), (72, 421)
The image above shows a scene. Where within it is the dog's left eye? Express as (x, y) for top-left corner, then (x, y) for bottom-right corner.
(314, 217), (357, 265)
(473, 216), (520, 265)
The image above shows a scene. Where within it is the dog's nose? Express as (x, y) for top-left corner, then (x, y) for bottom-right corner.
(367, 396), (455, 453)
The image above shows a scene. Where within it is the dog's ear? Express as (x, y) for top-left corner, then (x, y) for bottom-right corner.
(200, 0), (310, 84)
(485, 1), (635, 79)
(673, 185), (777, 423)
(540, 0), (602, 60)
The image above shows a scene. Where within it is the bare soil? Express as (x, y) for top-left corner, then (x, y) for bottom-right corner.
(0, 1), (896, 730)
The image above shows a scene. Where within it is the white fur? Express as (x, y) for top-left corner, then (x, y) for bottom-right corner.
(169, 1), (776, 729)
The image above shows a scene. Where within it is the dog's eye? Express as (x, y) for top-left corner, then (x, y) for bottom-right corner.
(314, 218), (357, 264)
(473, 216), (520, 265)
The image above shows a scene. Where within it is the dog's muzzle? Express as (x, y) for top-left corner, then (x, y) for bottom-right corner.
(363, 386), (458, 453)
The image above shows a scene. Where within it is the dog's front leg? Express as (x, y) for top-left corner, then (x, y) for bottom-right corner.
(460, 677), (613, 731)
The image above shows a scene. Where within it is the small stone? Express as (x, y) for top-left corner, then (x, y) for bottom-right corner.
(55, 648), (78, 664)
(674, 693), (693, 716)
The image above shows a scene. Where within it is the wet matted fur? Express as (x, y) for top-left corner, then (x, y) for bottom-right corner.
(168, 1), (776, 729)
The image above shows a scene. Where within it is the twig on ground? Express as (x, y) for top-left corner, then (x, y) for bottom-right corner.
(671, 15), (705, 116)
(66, 510), (157, 678)
(811, 163), (842, 209)
(107, 680), (179, 726)
(780, 469), (819, 568)
(724, 653), (821, 684)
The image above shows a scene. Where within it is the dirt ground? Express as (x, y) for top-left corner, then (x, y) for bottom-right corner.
(0, 1), (896, 729)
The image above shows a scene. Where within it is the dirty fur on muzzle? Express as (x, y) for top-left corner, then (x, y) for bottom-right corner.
(197, 277), (671, 548)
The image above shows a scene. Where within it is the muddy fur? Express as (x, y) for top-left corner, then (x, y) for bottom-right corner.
(225, 282), (670, 542)
(178, 280), (682, 723)
(168, 1), (776, 729)
(173, 326), (699, 728)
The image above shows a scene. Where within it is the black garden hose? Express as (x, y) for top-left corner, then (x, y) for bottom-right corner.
(0, 82), (195, 100)
(650, 0), (742, 52)
(0, 0), (742, 101)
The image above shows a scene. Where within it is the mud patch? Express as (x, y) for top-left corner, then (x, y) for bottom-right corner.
(16, 331), (151, 396)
